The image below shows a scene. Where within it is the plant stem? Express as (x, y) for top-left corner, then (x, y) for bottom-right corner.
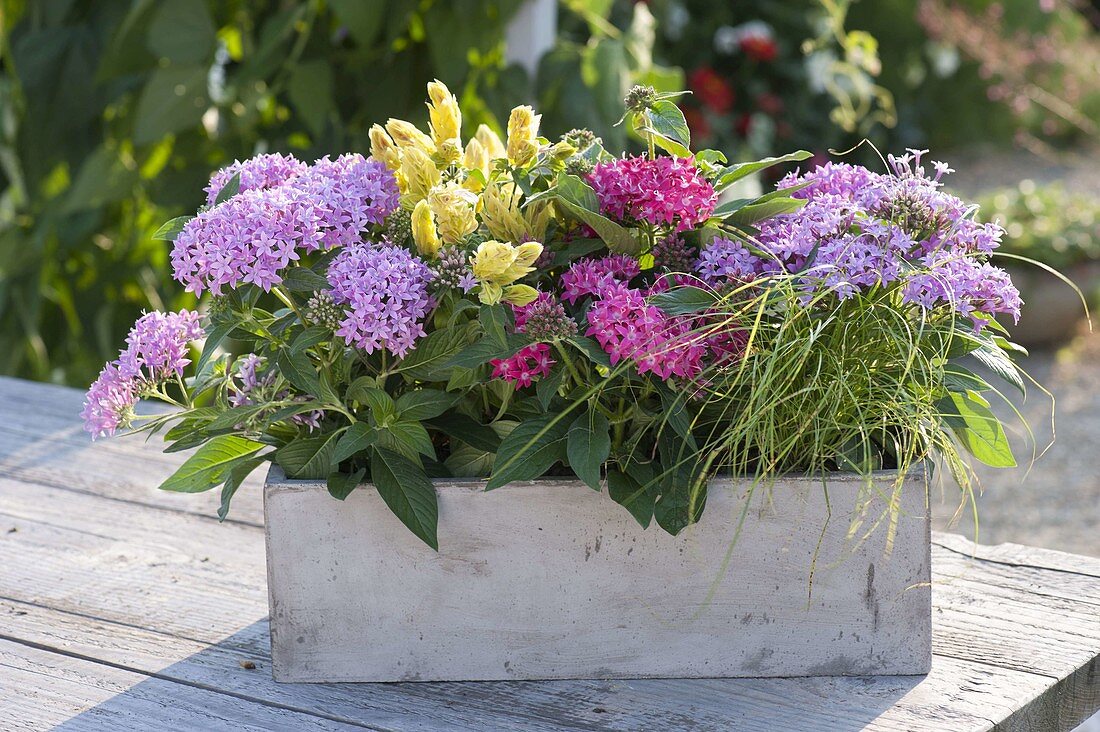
(554, 341), (584, 387)
(272, 286), (306, 323)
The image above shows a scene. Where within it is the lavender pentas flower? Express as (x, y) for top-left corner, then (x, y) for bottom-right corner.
(173, 155), (399, 296)
(81, 310), (203, 438)
(699, 149), (1022, 325)
(230, 354), (323, 430)
(326, 241), (435, 357)
(204, 153), (308, 205)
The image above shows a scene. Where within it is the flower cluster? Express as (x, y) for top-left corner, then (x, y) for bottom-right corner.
(560, 255), (640, 304)
(693, 150), (1022, 324)
(586, 285), (706, 380)
(491, 344), (554, 388)
(82, 310), (203, 437)
(326, 241), (435, 357)
(173, 155), (399, 295)
(203, 153), (307, 206)
(588, 156), (717, 232)
(513, 294), (577, 343)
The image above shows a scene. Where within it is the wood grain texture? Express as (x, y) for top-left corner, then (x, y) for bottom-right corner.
(265, 469), (932, 682)
(0, 375), (1098, 730)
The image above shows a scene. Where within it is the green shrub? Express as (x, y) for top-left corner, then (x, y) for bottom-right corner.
(977, 181), (1100, 270)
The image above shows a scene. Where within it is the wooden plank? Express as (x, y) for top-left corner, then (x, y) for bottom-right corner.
(0, 639), (365, 731)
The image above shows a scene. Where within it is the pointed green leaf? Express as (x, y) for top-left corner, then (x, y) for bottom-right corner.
(332, 422), (375, 464)
(566, 412), (610, 490)
(218, 456), (267, 521)
(275, 432), (342, 479)
(486, 414), (569, 490)
(159, 435), (265, 493)
(395, 389), (459, 421)
(372, 447), (438, 550)
(327, 468), (365, 501)
(152, 215), (192, 241)
(607, 470), (654, 528)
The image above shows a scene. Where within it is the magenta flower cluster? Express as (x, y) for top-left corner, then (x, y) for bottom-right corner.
(560, 254), (640, 304)
(588, 155), (717, 232)
(173, 154), (399, 296)
(491, 344), (555, 388)
(586, 284), (707, 380)
(326, 241), (435, 358)
(81, 310), (203, 438)
(694, 151), (1022, 324)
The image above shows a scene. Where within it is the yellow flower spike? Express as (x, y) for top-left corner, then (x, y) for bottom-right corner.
(523, 200), (551, 242)
(474, 123), (507, 161)
(411, 199), (441, 257)
(426, 79), (462, 148)
(478, 281), (504, 305)
(428, 183), (478, 244)
(433, 139), (463, 167)
(503, 284), (539, 306)
(369, 124), (402, 171)
(462, 138), (489, 192)
(478, 181), (528, 243)
(385, 118), (435, 156)
(399, 147), (442, 206)
(511, 241), (544, 270)
(548, 141), (576, 162)
(506, 105), (541, 167)
(471, 240), (518, 284)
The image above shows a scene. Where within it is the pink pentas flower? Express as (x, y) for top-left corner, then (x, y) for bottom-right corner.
(587, 155), (717, 232)
(585, 284), (707, 380)
(560, 254), (640, 304)
(491, 343), (555, 388)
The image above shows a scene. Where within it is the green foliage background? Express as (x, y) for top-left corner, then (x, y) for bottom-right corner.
(0, 0), (679, 386)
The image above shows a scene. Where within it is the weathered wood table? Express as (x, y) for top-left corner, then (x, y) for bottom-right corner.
(1, 376), (1098, 731)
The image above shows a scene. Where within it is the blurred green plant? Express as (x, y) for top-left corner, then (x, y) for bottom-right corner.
(0, 0), (676, 386)
(978, 180), (1100, 269)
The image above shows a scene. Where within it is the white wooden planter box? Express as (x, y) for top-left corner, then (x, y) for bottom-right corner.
(264, 467), (930, 682)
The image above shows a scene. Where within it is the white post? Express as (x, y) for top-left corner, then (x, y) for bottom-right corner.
(504, 0), (557, 78)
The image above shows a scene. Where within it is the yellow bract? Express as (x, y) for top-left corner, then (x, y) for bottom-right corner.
(386, 118), (435, 157)
(479, 181), (550, 243)
(411, 200), (441, 257)
(506, 106), (541, 167)
(475, 124), (507, 161)
(502, 284), (539, 306)
(400, 147), (441, 206)
(462, 138), (489, 192)
(428, 183), (478, 244)
(369, 124), (401, 171)
(426, 79), (461, 148)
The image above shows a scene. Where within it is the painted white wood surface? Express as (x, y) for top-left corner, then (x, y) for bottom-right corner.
(0, 376), (1098, 730)
(266, 469), (930, 682)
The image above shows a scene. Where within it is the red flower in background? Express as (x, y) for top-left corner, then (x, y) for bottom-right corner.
(755, 92), (784, 116)
(683, 106), (712, 142)
(688, 66), (735, 114)
(735, 114), (752, 138)
(740, 34), (778, 62)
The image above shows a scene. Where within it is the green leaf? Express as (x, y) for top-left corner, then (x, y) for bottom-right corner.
(444, 334), (530, 369)
(554, 198), (641, 256)
(353, 386), (396, 425)
(152, 215), (192, 242)
(159, 436), (266, 493)
(722, 197), (805, 227)
(283, 266), (329, 293)
(275, 432), (342, 479)
(213, 171), (241, 205)
(486, 414), (569, 490)
(643, 100), (691, 155)
(568, 336), (611, 367)
(650, 286), (717, 316)
(395, 323), (478, 380)
(536, 366), (566, 410)
(218, 456), (267, 521)
(395, 389), (459, 421)
(327, 468), (365, 501)
(291, 326), (329, 354)
(145, 0), (215, 64)
(555, 174), (601, 213)
(287, 60), (334, 138)
(133, 65), (209, 144)
(444, 442), (494, 477)
(970, 343), (1025, 396)
(653, 434), (707, 535)
(276, 348), (322, 396)
(371, 448), (439, 550)
(607, 470), (654, 528)
(943, 366), (992, 394)
(566, 412), (610, 490)
(427, 414), (501, 453)
(376, 420), (436, 460)
(328, 0), (385, 46)
(940, 393), (1016, 468)
(714, 151), (812, 191)
(332, 422), (375, 464)
(479, 303), (511, 345)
